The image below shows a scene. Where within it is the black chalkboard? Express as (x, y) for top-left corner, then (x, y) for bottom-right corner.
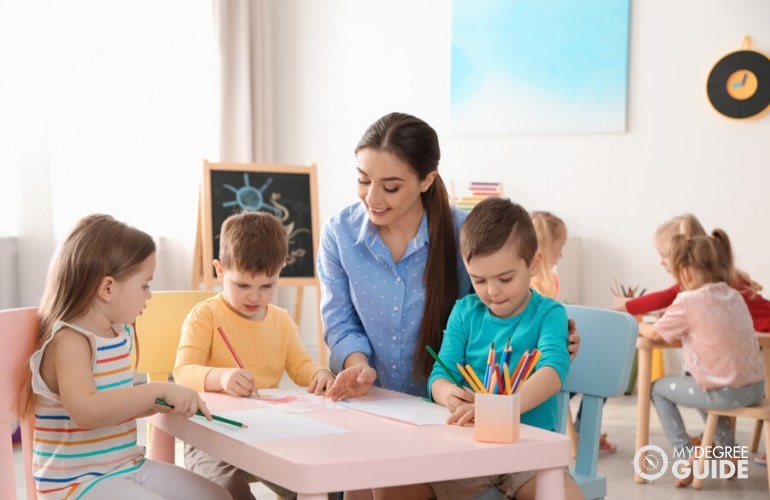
(200, 162), (319, 287)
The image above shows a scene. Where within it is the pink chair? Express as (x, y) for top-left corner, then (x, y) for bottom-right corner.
(0, 307), (38, 500)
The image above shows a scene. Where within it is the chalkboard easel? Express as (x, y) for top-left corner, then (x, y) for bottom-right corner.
(193, 160), (326, 365)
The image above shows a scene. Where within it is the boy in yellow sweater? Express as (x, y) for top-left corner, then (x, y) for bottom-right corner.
(174, 211), (335, 499)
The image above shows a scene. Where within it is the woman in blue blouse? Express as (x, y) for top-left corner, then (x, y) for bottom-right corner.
(320, 112), (470, 400)
(321, 112), (577, 401)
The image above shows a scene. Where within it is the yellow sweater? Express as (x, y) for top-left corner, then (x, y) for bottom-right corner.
(173, 293), (322, 392)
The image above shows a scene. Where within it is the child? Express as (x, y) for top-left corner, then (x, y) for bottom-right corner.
(20, 214), (231, 499)
(530, 210), (567, 301)
(426, 197), (582, 500)
(173, 211), (335, 499)
(612, 213), (770, 332)
(639, 230), (765, 488)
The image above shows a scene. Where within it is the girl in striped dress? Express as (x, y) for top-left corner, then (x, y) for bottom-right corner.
(19, 214), (231, 499)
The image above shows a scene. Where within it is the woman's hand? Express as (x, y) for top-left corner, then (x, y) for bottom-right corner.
(325, 364), (377, 401)
(567, 318), (581, 361)
(307, 369), (336, 395)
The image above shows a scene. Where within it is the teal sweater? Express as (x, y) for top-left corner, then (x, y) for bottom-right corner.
(428, 290), (569, 431)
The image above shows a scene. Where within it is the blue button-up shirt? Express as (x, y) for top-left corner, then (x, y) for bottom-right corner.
(318, 202), (471, 397)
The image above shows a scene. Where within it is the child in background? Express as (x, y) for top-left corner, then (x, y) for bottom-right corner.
(530, 211), (567, 300)
(174, 211), (335, 500)
(639, 230), (765, 488)
(530, 210), (617, 455)
(418, 198), (582, 500)
(612, 213), (770, 332)
(19, 214), (230, 499)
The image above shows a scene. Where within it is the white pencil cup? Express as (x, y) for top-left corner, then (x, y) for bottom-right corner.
(474, 393), (521, 444)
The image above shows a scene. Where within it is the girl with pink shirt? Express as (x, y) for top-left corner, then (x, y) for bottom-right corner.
(639, 229), (765, 488)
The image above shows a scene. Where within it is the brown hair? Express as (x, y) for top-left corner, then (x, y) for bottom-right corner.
(669, 230), (731, 289)
(654, 213), (707, 254)
(356, 112), (458, 380)
(461, 197), (538, 265)
(218, 211), (288, 276)
(530, 211), (567, 299)
(18, 214), (155, 416)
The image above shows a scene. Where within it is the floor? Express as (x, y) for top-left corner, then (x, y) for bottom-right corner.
(13, 394), (770, 499)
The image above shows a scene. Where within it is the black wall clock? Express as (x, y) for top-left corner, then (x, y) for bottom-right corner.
(706, 36), (770, 119)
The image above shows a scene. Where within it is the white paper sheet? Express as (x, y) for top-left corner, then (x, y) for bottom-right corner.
(192, 408), (349, 442)
(339, 396), (450, 425)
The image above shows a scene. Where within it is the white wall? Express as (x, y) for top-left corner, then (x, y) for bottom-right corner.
(270, 0), (770, 311)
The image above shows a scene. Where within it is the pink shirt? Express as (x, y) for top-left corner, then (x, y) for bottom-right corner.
(655, 282), (764, 390)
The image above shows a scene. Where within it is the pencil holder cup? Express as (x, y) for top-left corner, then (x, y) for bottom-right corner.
(474, 393), (520, 444)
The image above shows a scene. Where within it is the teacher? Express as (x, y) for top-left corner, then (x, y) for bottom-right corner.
(320, 112), (576, 401)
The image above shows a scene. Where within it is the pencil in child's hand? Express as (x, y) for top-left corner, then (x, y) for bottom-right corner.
(426, 345), (464, 388)
(155, 399), (248, 428)
(217, 327), (245, 369)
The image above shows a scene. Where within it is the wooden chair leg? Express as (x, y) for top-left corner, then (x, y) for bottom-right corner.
(693, 413), (719, 490)
(764, 420), (770, 493)
(751, 419), (763, 453)
(566, 406), (578, 459)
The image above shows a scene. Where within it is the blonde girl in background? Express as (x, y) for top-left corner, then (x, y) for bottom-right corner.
(18, 214), (231, 499)
(530, 211), (567, 300)
(639, 230), (764, 488)
(530, 211), (617, 454)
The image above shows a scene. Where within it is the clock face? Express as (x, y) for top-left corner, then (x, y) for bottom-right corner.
(632, 444), (669, 481)
(707, 49), (770, 119)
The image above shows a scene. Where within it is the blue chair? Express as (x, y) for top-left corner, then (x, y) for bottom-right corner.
(555, 305), (637, 500)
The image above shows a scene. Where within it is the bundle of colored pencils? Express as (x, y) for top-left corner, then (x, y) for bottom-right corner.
(452, 339), (541, 395)
(611, 278), (645, 298)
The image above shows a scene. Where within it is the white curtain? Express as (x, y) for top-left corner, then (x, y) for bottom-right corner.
(213, 0), (274, 163)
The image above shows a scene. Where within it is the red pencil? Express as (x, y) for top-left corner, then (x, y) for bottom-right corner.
(217, 326), (245, 369)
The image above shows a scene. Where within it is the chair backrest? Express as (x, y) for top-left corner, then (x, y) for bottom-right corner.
(0, 307), (38, 500)
(556, 305), (638, 500)
(134, 290), (217, 382)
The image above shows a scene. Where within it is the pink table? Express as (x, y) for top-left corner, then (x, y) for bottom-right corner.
(147, 388), (570, 500)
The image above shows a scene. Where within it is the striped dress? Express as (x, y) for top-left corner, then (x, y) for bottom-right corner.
(30, 321), (146, 499)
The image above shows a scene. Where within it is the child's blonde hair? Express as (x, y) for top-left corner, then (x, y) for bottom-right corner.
(218, 211), (288, 276)
(656, 213), (762, 294)
(530, 211), (567, 299)
(669, 229), (732, 289)
(18, 214), (155, 416)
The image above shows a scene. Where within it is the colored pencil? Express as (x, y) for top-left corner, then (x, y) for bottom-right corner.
(217, 326), (245, 369)
(464, 364), (488, 394)
(456, 363), (484, 393)
(426, 345), (464, 388)
(155, 399), (248, 428)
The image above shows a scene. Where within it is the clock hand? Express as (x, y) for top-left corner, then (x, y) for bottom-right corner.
(732, 72), (748, 88)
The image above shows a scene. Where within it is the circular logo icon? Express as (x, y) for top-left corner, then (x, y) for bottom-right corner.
(632, 444), (669, 481)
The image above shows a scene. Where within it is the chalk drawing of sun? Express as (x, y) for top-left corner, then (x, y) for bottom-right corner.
(221, 173), (279, 214)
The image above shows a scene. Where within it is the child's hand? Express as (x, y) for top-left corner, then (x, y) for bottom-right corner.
(443, 386), (475, 414)
(307, 369), (335, 395)
(158, 384), (212, 420)
(447, 402), (475, 426)
(219, 368), (257, 397)
(567, 318), (580, 361)
(326, 365), (377, 401)
(611, 296), (630, 312)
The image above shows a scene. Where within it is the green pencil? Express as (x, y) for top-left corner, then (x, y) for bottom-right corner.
(154, 399), (248, 428)
(425, 345), (464, 388)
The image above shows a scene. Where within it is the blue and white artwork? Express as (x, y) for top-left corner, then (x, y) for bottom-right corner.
(451, 0), (630, 135)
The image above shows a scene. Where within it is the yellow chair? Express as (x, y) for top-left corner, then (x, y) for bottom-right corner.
(0, 307), (38, 500)
(134, 290), (216, 461)
(693, 333), (770, 491)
